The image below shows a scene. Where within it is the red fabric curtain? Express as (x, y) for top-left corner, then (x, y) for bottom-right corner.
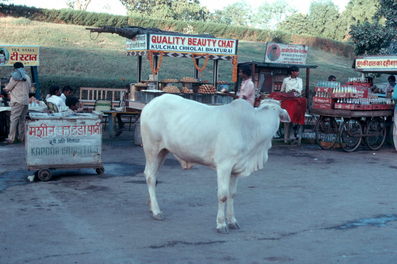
(268, 92), (307, 125)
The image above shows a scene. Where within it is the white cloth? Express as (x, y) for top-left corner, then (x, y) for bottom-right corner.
(60, 93), (67, 102)
(238, 78), (255, 106)
(46, 95), (69, 112)
(281, 77), (303, 95)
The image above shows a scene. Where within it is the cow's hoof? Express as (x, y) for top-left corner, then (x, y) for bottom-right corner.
(152, 213), (165, 221)
(228, 222), (240, 230)
(216, 226), (229, 234)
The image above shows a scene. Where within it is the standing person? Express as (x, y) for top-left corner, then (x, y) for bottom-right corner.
(392, 84), (397, 151)
(3, 62), (31, 144)
(281, 66), (303, 96)
(385, 75), (395, 97)
(222, 65), (255, 106)
(238, 65), (256, 106)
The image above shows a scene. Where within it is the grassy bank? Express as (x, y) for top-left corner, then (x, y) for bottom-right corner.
(0, 17), (359, 95)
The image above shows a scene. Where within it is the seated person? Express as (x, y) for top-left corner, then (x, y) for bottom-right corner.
(46, 85), (69, 112)
(328, 75), (336, 81)
(281, 66), (303, 97)
(376, 75), (396, 96)
(65, 96), (83, 112)
(61, 86), (73, 102)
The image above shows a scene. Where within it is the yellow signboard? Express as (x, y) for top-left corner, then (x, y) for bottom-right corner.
(0, 45), (40, 67)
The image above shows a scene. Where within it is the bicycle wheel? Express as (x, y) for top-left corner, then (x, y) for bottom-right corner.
(315, 116), (338, 150)
(364, 118), (386, 151)
(339, 119), (363, 152)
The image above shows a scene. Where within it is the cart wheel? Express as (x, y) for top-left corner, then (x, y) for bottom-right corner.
(96, 167), (105, 175)
(339, 119), (363, 152)
(37, 169), (52, 182)
(364, 118), (387, 151)
(315, 116), (338, 150)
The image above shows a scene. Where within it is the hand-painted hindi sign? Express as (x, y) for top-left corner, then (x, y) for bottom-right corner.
(355, 56), (397, 72)
(126, 34), (147, 51)
(265, 42), (308, 65)
(26, 118), (102, 166)
(126, 34), (238, 56)
(0, 45), (40, 67)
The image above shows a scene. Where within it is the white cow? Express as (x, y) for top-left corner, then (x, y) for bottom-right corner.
(140, 94), (290, 233)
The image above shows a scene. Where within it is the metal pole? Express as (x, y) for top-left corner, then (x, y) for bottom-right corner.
(154, 55), (159, 89)
(213, 60), (219, 86)
(306, 68), (310, 100)
(30, 66), (41, 99)
(194, 58), (199, 80)
(137, 56), (142, 83)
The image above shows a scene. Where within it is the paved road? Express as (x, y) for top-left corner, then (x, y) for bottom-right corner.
(1, 138), (397, 264)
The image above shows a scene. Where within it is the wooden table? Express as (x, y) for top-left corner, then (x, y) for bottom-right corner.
(103, 102), (145, 137)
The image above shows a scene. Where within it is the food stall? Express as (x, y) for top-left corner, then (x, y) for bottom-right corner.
(26, 112), (104, 181)
(237, 42), (318, 144)
(0, 45), (41, 140)
(310, 55), (396, 152)
(86, 26), (239, 106)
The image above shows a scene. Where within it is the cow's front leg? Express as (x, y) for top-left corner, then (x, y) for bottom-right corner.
(226, 175), (240, 230)
(216, 166), (231, 233)
(144, 149), (168, 220)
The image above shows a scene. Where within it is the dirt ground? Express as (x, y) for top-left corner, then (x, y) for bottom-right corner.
(1, 130), (397, 264)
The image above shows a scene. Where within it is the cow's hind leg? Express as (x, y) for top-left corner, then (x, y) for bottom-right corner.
(216, 166), (232, 233)
(226, 175), (240, 230)
(144, 148), (168, 220)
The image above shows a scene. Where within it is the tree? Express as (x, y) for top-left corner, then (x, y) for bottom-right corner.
(277, 13), (310, 35)
(350, 22), (393, 55)
(349, 0), (397, 55)
(307, 0), (340, 39)
(65, 0), (92, 10)
(277, 0), (341, 39)
(209, 2), (252, 26)
(120, 0), (209, 21)
(251, 0), (296, 29)
(375, 0), (397, 28)
(338, 0), (380, 40)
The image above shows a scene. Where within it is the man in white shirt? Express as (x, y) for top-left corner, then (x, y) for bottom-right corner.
(46, 86), (69, 112)
(281, 66), (303, 96)
(60, 86), (73, 102)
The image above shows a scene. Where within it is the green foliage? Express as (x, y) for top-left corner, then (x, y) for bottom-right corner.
(375, 0), (397, 28)
(121, 0), (208, 21)
(209, 2), (252, 26)
(278, 13), (309, 35)
(307, 1), (340, 39)
(349, 0), (397, 55)
(350, 22), (393, 55)
(277, 0), (380, 41)
(251, 0), (296, 29)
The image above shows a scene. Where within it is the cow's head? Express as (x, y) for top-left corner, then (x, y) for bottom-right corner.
(258, 99), (291, 123)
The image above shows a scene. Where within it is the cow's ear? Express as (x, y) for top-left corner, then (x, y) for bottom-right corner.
(280, 109), (291, 123)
